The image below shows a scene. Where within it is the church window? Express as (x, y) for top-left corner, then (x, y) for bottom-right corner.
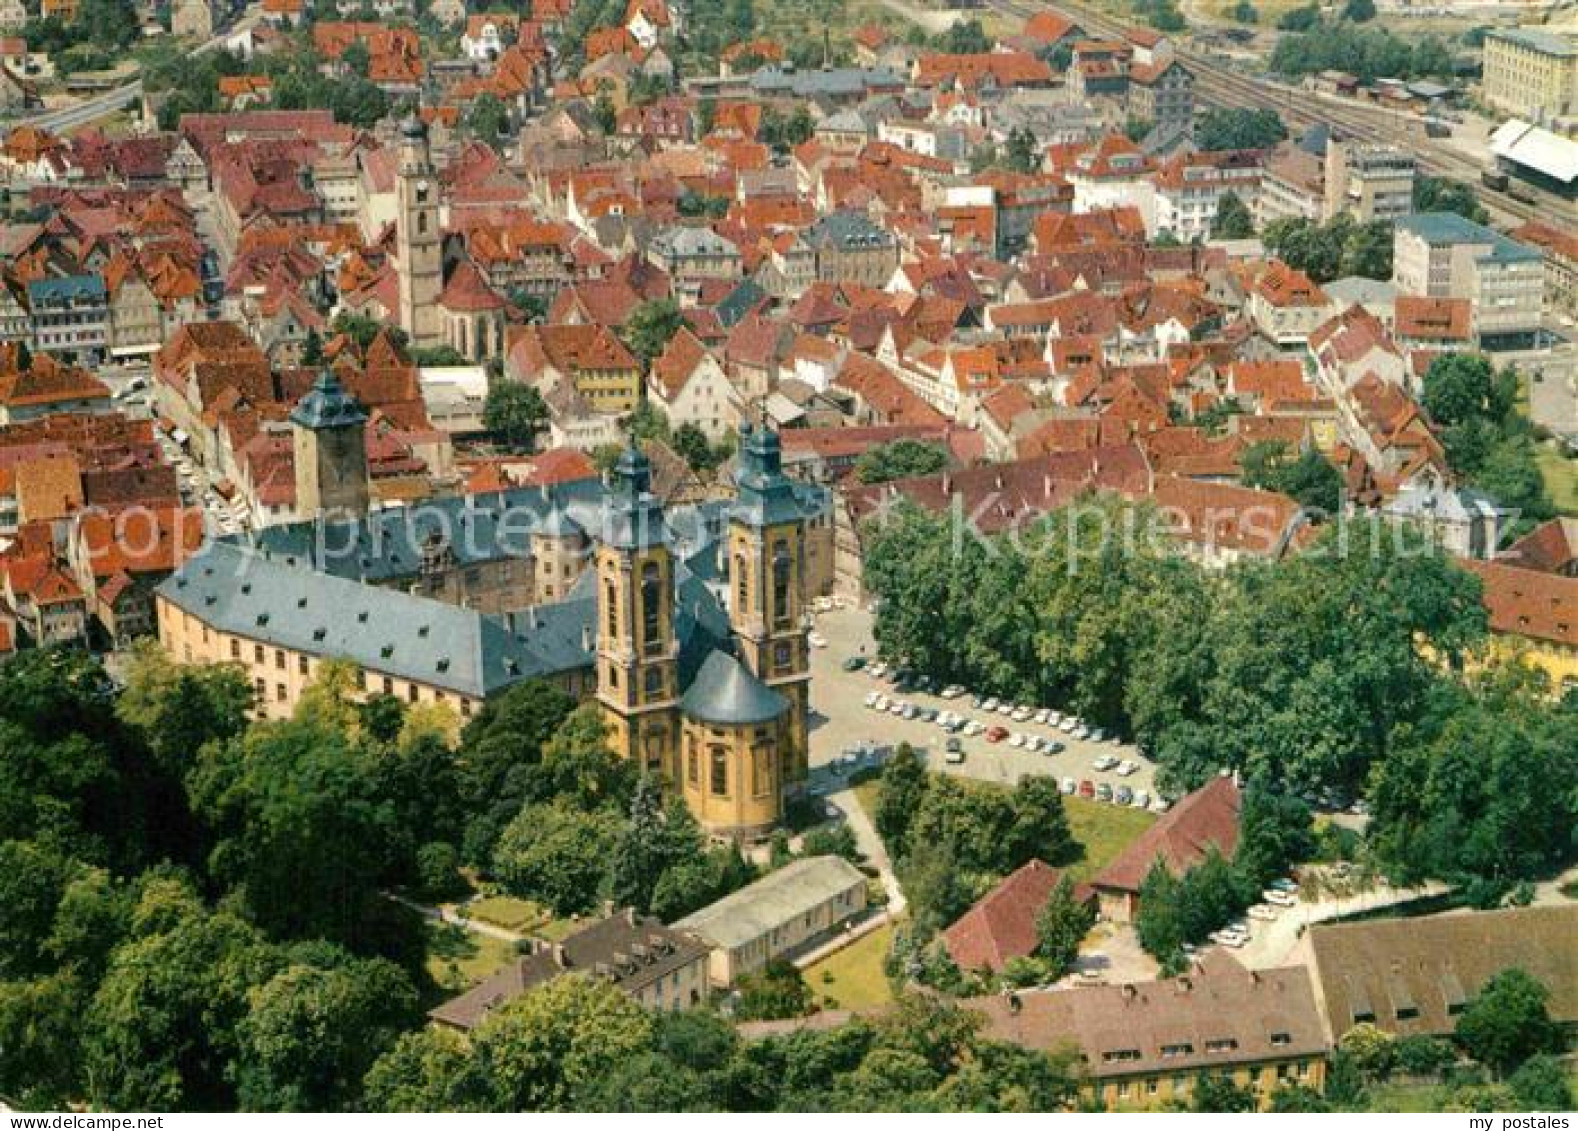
(709, 745), (728, 795)
(641, 562), (663, 655)
(771, 541), (792, 627)
(604, 580), (617, 637)
(644, 667), (662, 697)
(774, 641), (792, 670)
(417, 212), (428, 235)
(733, 552), (747, 612)
(752, 744), (773, 797)
(686, 737), (698, 785)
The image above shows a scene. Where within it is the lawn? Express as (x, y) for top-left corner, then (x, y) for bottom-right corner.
(1365, 1081), (1448, 1113)
(851, 776), (1154, 882)
(1537, 442), (1578, 515)
(423, 922), (517, 996)
(803, 923), (896, 1011)
(467, 895), (550, 933)
(1064, 797), (1157, 881)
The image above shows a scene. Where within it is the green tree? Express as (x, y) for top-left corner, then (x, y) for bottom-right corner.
(1413, 176), (1488, 224)
(361, 1025), (478, 1111)
(623, 299), (689, 366)
(83, 892), (281, 1110)
(483, 382), (549, 452)
(854, 439), (949, 484)
(455, 680), (577, 863)
(672, 421), (719, 472)
(468, 974), (654, 1109)
(1211, 191), (1255, 238)
(1343, 0), (1376, 21)
(1032, 874), (1096, 979)
(465, 92), (510, 139)
(493, 802), (622, 916)
(233, 954), (420, 1111)
(1508, 1055), (1575, 1111)
(1190, 1073), (1257, 1111)
(1268, 1083), (1330, 1111)
(186, 707), (409, 953)
(1239, 440), (1343, 513)
(1338, 1022), (1397, 1079)
(1195, 107), (1287, 151)
(1455, 968), (1563, 1073)
(736, 958), (814, 1020)
(873, 743), (928, 851)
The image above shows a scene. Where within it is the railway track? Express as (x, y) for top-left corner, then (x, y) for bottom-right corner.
(987, 0), (1574, 228)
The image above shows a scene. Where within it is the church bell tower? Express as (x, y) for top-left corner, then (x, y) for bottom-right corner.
(395, 114), (443, 349)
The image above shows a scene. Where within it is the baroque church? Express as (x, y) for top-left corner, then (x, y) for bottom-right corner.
(162, 366), (820, 841)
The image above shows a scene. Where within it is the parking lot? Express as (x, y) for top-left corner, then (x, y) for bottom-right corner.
(805, 604), (1162, 806)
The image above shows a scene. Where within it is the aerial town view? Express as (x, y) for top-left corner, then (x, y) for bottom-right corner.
(0, 0), (1575, 1116)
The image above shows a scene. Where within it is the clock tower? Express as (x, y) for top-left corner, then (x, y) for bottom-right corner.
(396, 114), (443, 349)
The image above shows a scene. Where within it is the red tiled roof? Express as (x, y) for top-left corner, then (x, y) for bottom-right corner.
(943, 860), (1093, 973)
(1092, 776), (1241, 895)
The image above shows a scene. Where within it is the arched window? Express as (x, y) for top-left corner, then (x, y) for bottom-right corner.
(604, 580), (617, 638)
(417, 211), (428, 235)
(733, 551), (747, 613)
(709, 745), (728, 796)
(641, 561), (662, 654)
(771, 540), (792, 627)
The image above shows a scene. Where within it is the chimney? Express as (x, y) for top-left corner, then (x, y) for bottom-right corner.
(1007, 991), (1022, 1015)
(1177, 975), (1192, 993)
(1122, 984), (1137, 1001)
(581, 623), (592, 650)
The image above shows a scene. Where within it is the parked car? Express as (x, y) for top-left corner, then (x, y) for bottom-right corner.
(808, 631), (828, 649)
(1073, 725), (1091, 740)
(1263, 890), (1297, 907)
(901, 704), (918, 720)
(970, 695), (985, 709)
(1048, 711), (1063, 726)
(1150, 797), (1172, 814)
(965, 720), (986, 737)
(1060, 777), (1077, 795)
(1008, 732), (1025, 748)
(1095, 783), (1114, 802)
(1058, 718), (1076, 733)
(843, 656), (867, 672)
(986, 726), (1008, 743)
(1092, 755), (1118, 772)
(919, 707), (937, 722)
(1248, 904), (1279, 922)
(944, 737), (964, 764)
(1115, 760), (1137, 776)
(869, 662), (888, 679)
(996, 701), (1015, 716)
(1046, 740), (1066, 755)
(1090, 728), (1107, 743)
(1115, 785), (1133, 805)
(1034, 708), (1051, 724)
(1011, 706), (1032, 722)
(864, 691), (880, 708)
(941, 684), (964, 699)
(982, 697), (1000, 713)
(1270, 878), (1299, 895)
(1078, 779), (1095, 798)
(1132, 790), (1150, 809)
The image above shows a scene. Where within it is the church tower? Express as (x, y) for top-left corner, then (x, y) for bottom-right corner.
(725, 423), (811, 792)
(595, 445), (681, 781)
(395, 115), (443, 349)
(290, 369), (369, 519)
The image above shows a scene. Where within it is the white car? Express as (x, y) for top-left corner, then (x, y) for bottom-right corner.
(965, 720), (986, 737)
(1263, 890), (1298, 907)
(1008, 732), (1026, 748)
(1248, 904), (1279, 922)
(1048, 711), (1063, 725)
(1209, 929), (1247, 948)
(1058, 718), (1076, 733)
(1092, 755), (1118, 772)
(941, 684), (964, 699)
(1033, 708), (1051, 724)
(1115, 760), (1138, 777)
(864, 691), (880, 708)
(869, 662), (888, 679)
(982, 697), (999, 713)
(1073, 725), (1091, 740)
(997, 701), (1015, 716)
(1131, 790), (1150, 809)
(808, 631), (828, 649)
(1011, 706), (1032, 722)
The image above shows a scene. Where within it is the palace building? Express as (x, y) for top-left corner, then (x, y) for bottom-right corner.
(156, 375), (824, 840)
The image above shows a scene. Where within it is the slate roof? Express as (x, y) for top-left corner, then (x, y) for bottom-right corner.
(680, 650), (787, 726)
(429, 910), (709, 1030)
(290, 369), (369, 429)
(157, 540), (586, 697)
(731, 422), (810, 528)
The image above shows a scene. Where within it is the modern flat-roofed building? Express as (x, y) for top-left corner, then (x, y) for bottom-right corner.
(1392, 212), (1545, 348)
(675, 854), (868, 986)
